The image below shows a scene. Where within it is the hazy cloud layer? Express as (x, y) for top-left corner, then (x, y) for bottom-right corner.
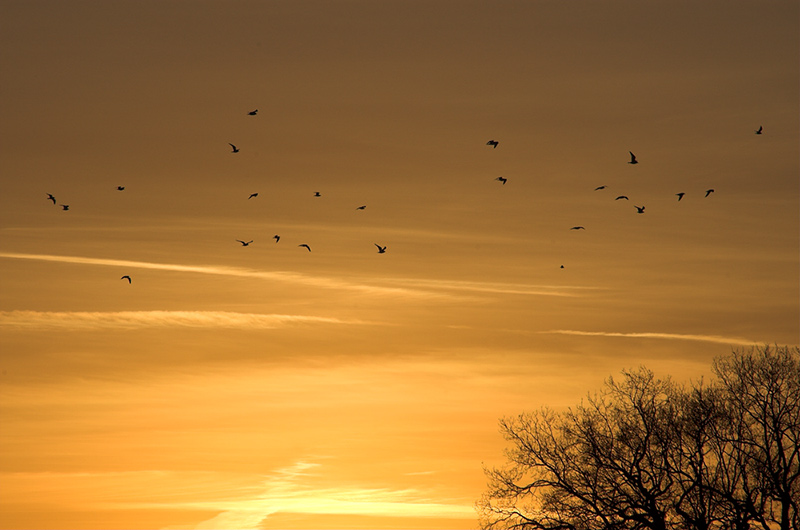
(541, 329), (760, 346)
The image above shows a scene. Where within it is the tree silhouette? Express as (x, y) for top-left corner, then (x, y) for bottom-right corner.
(478, 346), (800, 530)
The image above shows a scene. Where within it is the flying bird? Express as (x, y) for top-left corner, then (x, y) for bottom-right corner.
(60, 204), (70, 211)
(635, 205), (645, 213)
(298, 244), (312, 252)
(248, 109), (258, 116)
(560, 265), (565, 269)
(229, 143), (239, 153)
(375, 244), (387, 254)
(676, 192), (685, 201)
(120, 275), (131, 284)
(314, 192), (321, 197)
(273, 235), (280, 243)
(595, 185), (606, 191)
(248, 193), (258, 199)
(495, 176), (507, 185)
(236, 239), (253, 246)
(46, 193), (56, 204)
(116, 186), (125, 191)
(628, 151), (638, 164)
(570, 226), (585, 230)
(705, 188), (715, 197)
(755, 126), (763, 135)
(356, 205), (366, 210)
(486, 140), (499, 148)
(615, 195), (629, 200)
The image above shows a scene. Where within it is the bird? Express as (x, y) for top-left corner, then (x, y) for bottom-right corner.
(248, 109), (258, 116)
(120, 275), (131, 284)
(635, 205), (645, 213)
(486, 140), (499, 148)
(314, 192), (321, 197)
(375, 244), (387, 253)
(560, 265), (565, 269)
(356, 205), (367, 210)
(248, 193), (258, 199)
(273, 235), (280, 243)
(676, 192), (685, 201)
(628, 151), (638, 164)
(755, 126), (763, 135)
(116, 186), (125, 191)
(705, 188), (715, 197)
(60, 204), (70, 211)
(236, 239), (253, 246)
(495, 176), (507, 185)
(595, 185), (606, 191)
(570, 226), (585, 230)
(615, 195), (629, 200)
(229, 143), (239, 153)
(298, 244), (312, 252)
(46, 193), (56, 204)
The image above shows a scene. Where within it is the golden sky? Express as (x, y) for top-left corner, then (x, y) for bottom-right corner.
(1, 1), (798, 528)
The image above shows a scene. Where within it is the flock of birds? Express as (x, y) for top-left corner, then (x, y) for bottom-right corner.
(43, 118), (765, 284)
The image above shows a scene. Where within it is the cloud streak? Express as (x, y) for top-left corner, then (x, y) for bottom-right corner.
(0, 252), (588, 299)
(0, 310), (366, 331)
(540, 329), (759, 346)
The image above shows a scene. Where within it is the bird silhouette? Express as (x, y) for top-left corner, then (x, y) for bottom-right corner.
(46, 193), (56, 204)
(676, 192), (685, 201)
(375, 244), (387, 253)
(560, 265), (565, 269)
(120, 275), (131, 283)
(299, 244), (311, 252)
(229, 143), (239, 153)
(60, 204), (70, 211)
(615, 195), (629, 200)
(236, 240), (253, 246)
(595, 185), (606, 191)
(486, 140), (499, 148)
(570, 226), (586, 230)
(755, 126), (763, 135)
(248, 109), (258, 116)
(116, 186), (125, 191)
(273, 235), (280, 243)
(314, 192), (321, 197)
(635, 205), (645, 213)
(628, 151), (638, 164)
(705, 189), (715, 197)
(356, 205), (367, 210)
(248, 193), (258, 199)
(495, 176), (507, 185)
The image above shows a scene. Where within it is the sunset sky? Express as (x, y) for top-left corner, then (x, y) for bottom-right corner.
(0, 1), (798, 528)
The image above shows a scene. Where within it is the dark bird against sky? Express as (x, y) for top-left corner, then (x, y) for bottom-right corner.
(314, 192), (321, 197)
(755, 126), (763, 134)
(248, 193), (258, 199)
(615, 195), (629, 200)
(236, 240), (253, 246)
(595, 185), (606, 191)
(486, 140), (499, 148)
(676, 192), (685, 201)
(46, 193), (56, 204)
(705, 189), (715, 197)
(628, 151), (638, 164)
(116, 186), (125, 191)
(570, 226), (586, 230)
(229, 143), (239, 153)
(495, 176), (507, 185)
(120, 275), (131, 284)
(375, 244), (387, 254)
(299, 244), (312, 252)
(60, 204), (69, 211)
(356, 205), (367, 210)
(635, 205), (645, 213)
(273, 235), (280, 243)
(248, 109), (258, 116)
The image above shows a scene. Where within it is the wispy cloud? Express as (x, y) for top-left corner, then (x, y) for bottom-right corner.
(540, 329), (759, 346)
(0, 310), (367, 331)
(0, 252), (590, 299)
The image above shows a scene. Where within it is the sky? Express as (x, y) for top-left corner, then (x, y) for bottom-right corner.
(0, 1), (798, 528)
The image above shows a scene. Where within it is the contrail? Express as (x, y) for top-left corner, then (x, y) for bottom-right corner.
(540, 329), (759, 346)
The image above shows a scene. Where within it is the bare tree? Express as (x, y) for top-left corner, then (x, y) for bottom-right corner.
(478, 346), (800, 530)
